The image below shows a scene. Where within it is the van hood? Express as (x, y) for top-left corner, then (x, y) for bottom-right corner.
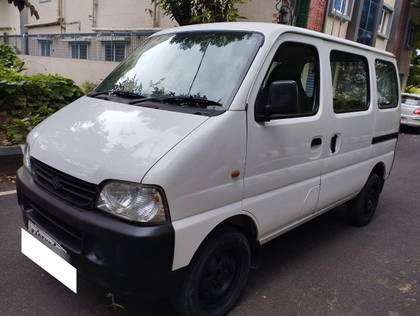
(28, 97), (208, 184)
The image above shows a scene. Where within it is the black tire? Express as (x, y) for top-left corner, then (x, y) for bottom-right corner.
(174, 226), (251, 316)
(347, 173), (382, 227)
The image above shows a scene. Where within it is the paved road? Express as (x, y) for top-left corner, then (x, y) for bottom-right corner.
(1, 131), (419, 316)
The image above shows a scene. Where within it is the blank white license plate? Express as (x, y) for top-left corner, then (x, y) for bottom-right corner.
(21, 224), (77, 293)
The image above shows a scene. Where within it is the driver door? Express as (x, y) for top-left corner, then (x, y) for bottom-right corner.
(243, 34), (329, 242)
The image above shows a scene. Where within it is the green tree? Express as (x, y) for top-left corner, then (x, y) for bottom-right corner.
(7, 0), (39, 19)
(152, 0), (246, 25)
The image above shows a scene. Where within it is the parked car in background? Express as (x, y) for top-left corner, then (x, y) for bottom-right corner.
(401, 93), (420, 129)
(17, 23), (400, 316)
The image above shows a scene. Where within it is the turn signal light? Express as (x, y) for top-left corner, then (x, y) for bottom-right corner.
(414, 109), (420, 115)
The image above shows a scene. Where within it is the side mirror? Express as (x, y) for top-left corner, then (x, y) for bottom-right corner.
(256, 80), (299, 122)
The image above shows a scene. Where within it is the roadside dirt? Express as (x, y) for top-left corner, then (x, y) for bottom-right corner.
(0, 156), (21, 191)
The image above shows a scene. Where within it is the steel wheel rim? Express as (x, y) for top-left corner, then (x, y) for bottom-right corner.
(198, 247), (239, 310)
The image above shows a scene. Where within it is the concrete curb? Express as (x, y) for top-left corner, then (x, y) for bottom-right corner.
(0, 145), (23, 157)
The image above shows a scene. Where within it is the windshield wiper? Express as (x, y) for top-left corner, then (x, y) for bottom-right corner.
(129, 95), (223, 107)
(89, 90), (147, 99)
(88, 90), (110, 98)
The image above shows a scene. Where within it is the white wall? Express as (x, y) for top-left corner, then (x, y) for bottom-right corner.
(0, 0), (21, 34)
(20, 55), (118, 85)
(238, 0), (278, 23)
(25, 0), (176, 34)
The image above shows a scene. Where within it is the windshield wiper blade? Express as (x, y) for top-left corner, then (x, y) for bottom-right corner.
(89, 90), (147, 99)
(88, 90), (110, 97)
(129, 95), (223, 107)
(111, 90), (147, 98)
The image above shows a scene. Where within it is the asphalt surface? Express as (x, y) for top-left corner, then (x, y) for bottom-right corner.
(0, 129), (419, 316)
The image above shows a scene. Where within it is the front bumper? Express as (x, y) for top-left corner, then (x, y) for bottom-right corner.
(16, 166), (185, 300)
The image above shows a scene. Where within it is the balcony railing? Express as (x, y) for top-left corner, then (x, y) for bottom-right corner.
(1, 31), (157, 62)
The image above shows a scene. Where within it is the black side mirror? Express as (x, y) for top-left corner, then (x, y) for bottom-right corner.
(256, 80), (299, 122)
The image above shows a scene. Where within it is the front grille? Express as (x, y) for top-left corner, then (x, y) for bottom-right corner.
(31, 157), (99, 208)
(28, 199), (82, 253)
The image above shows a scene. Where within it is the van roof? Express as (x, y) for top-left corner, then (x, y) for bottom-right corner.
(155, 22), (395, 58)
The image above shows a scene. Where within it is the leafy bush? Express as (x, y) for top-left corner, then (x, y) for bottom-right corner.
(0, 43), (25, 71)
(0, 70), (83, 114)
(80, 81), (98, 95)
(4, 106), (56, 144)
(0, 45), (83, 144)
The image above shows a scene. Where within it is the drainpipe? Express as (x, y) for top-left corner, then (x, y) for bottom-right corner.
(321, 0), (329, 33)
(58, 0), (64, 32)
(331, 0), (337, 35)
(153, 2), (159, 28)
(92, 0), (98, 28)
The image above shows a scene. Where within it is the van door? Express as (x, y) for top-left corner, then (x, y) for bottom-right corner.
(244, 34), (328, 241)
(317, 49), (374, 210)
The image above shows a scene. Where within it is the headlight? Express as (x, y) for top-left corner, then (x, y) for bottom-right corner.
(96, 182), (168, 224)
(23, 143), (31, 171)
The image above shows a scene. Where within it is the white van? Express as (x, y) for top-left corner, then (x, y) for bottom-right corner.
(17, 23), (400, 315)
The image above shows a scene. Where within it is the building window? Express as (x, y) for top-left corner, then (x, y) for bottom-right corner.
(333, 0), (347, 14)
(104, 42), (126, 62)
(330, 51), (370, 113)
(357, 0), (380, 46)
(377, 6), (393, 38)
(375, 60), (398, 109)
(329, 0), (354, 20)
(39, 40), (51, 56)
(70, 43), (88, 59)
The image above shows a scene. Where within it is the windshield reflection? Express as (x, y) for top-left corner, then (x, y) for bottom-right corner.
(96, 31), (263, 110)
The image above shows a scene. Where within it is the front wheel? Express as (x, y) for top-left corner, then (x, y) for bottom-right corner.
(347, 173), (382, 226)
(174, 226), (251, 316)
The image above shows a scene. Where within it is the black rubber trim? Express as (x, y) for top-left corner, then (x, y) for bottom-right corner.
(16, 166), (185, 300)
(372, 132), (399, 144)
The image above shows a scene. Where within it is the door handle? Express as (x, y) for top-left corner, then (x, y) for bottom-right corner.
(330, 134), (339, 153)
(311, 137), (322, 148)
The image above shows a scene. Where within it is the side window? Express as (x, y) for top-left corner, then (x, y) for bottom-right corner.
(330, 51), (369, 113)
(257, 42), (320, 117)
(375, 60), (398, 108)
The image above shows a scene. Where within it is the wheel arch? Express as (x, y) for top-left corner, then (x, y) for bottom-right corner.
(172, 211), (260, 271)
(371, 162), (386, 191)
(371, 161), (386, 180)
(194, 214), (261, 268)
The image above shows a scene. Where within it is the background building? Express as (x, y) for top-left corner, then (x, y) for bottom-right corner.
(0, 0), (23, 35)
(0, 0), (418, 87)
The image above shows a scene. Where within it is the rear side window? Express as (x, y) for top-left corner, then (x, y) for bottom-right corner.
(330, 51), (370, 113)
(375, 60), (399, 108)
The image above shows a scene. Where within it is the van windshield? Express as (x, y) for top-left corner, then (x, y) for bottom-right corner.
(95, 31), (263, 113)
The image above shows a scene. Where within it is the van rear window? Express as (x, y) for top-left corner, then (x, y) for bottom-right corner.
(330, 51), (370, 113)
(375, 60), (399, 109)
